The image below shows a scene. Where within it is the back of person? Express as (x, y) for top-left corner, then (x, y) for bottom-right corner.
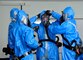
(62, 20), (80, 45)
(12, 10), (38, 60)
(8, 8), (19, 49)
(8, 8), (19, 60)
(14, 23), (33, 56)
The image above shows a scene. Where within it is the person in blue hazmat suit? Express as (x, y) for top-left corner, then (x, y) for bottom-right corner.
(11, 10), (39, 60)
(8, 8), (19, 51)
(48, 6), (82, 60)
(8, 8), (19, 60)
(30, 10), (59, 60)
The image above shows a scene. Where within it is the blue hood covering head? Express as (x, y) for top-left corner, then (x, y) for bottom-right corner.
(17, 10), (27, 23)
(63, 6), (75, 19)
(40, 10), (46, 19)
(10, 8), (19, 20)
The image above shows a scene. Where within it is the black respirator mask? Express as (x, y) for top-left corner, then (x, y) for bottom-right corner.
(60, 11), (68, 24)
(41, 14), (50, 27)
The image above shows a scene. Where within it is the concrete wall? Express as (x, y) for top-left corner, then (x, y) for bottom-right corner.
(0, 1), (83, 59)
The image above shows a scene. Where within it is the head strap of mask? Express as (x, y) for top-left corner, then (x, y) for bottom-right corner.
(27, 14), (31, 27)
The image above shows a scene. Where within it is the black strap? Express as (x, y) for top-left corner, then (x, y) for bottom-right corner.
(18, 51), (32, 60)
(63, 43), (76, 51)
(61, 34), (80, 52)
(44, 26), (50, 39)
(61, 34), (79, 47)
(39, 26), (61, 47)
(45, 26), (60, 42)
(61, 34), (71, 47)
(39, 39), (58, 45)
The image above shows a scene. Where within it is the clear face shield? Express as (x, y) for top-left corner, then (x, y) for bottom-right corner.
(22, 15), (28, 25)
(41, 14), (50, 26)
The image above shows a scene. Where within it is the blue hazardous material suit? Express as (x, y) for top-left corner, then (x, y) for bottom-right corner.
(8, 8), (19, 60)
(48, 7), (81, 60)
(30, 11), (59, 60)
(12, 10), (39, 60)
(8, 8), (19, 49)
(77, 54), (83, 60)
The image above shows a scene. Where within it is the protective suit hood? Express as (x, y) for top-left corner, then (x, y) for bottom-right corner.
(63, 6), (75, 19)
(40, 10), (46, 19)
(10, 8), (19, 21)
(17, 10), (28, 25)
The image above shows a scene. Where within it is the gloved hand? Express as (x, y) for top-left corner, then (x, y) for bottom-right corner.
(76, 45), (83, 55)
(37, 13), (40, 18)
(45, 10), (52, 16)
